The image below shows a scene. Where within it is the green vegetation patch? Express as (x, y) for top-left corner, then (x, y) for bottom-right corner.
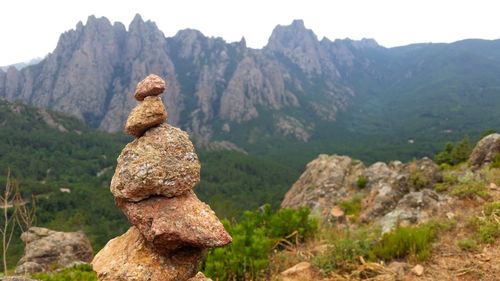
(370, 224), (436, 261)
(202, 205), (317, 280)
(450, 171), (488, 199)
(435, 136), (471, 166)
(457, 239), (478, 252)
(31, 264), (97, 281)
(313, 226), (379, 273)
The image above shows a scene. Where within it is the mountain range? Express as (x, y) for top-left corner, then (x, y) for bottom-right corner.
(1, 14), (499, 158)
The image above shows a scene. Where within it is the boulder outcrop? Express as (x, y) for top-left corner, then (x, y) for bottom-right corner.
(92, 75), (231, 281)
(281, 155), (365, 216)
(281, 154), (444, 232)
(469, 133), (500, 167)
(15, 227), (93, 274)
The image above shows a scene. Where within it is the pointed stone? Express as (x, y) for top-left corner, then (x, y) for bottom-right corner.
(116, 191), (232, 251)
(125, 96), (167, 137)
(92, 227), (202, 281)
(111, 123), (200, 202)
(188, 272), (213, 281)
(134, 74), (166, 101)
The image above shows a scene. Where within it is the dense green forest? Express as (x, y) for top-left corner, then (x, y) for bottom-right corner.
(0, 100), (303, 267)
(0, 98), (495, 269)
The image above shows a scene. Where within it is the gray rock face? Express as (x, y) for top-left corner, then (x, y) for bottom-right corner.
(15, 227), (93, 274)
(281, 154), (365, 215)
(469, 133), (500, 167)
(359, 157), (441, 223)
(379, 189), (448, 233)
(0, 16), (357, 142)
(281, 154), (444, 231)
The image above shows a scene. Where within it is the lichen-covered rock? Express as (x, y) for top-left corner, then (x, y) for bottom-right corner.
(15, 227), (93, 274)
(378, 189), (447, 233)
(111, 123), (200, 201)
(469, 133), (500, 167)
(117, 191), (232, 251)
(134, 74), (166, 101)
(92, 227), (202, 281)
(280, 154), (365, 216)
(359, 158), (441, 223)
(125, 96), (167, 137)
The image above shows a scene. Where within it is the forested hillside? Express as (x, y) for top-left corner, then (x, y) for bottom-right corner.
(0, 99), (301, 267)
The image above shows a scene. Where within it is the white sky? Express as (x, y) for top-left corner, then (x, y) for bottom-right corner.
(1, 0), (500, 66)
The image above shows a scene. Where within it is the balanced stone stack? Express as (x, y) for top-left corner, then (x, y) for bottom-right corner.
(92, 74), (231, 281)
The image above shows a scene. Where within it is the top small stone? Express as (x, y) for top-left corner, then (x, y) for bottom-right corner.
(134, 74), (166, 101)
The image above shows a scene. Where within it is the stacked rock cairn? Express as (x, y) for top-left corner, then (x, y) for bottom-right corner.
(92, 74), (232, 281)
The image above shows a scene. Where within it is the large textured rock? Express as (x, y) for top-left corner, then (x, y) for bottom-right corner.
(125, 96), (167, 137)
(469, 133), (500, 167)
(92, 227), (202, 281)
(359, 158), (441, 223)
(281, 155), (365, 216)
(378, 189), (448, 233)
(134, 74), (166, 101)
(111, 123), (200, 201)
(117, 191), (232, 251)
(15, 227), (93, 274)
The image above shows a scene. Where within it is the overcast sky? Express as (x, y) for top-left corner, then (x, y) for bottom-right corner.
(1, 0), (499, 66)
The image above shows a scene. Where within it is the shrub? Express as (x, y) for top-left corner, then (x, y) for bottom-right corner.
(451, 172), (488, 199)
(356, 175), (367, 189)
(478, 222), (500, 244)
(370, 224), (436, 261)
(313, 226), (378, 273)
(490, 153), (500, 169)
(409, 170), (430, 190)
(451, 182), (488, 199)
(457, 239), (478, 252)
(339, 195), (363, 218)
(434, 183), (448, 192)
(484, 201), (500, 216)
(435, 136), (471, 166)
(467, 202), (500, 244)
(203, 205), (317, 280)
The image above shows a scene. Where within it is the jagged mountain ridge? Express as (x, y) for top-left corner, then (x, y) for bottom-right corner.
(1, 15), (500, 153)
(0, 16), (358, 142)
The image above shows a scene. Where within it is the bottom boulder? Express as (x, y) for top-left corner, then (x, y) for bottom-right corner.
(92, 227), (203, 281)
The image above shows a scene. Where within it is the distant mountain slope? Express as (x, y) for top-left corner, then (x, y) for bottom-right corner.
(0, 16), (355, 144)
(0, 15), (499, 154)
(0, 98), (301, 267)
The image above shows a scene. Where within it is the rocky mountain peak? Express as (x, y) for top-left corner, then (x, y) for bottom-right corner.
(266, 19), (318, 52)
(0, 16), (356, 142)
(266, 19), (332, 75)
